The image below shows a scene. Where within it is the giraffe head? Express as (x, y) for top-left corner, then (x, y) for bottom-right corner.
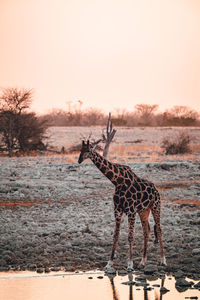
(78, 140), (92, 164)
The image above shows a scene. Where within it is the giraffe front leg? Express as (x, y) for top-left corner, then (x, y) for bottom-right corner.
(105, 210), (123, 273)
(139, 221), (150, 266)
(127, 214), (136, 271)
(139, 209), (151, 267)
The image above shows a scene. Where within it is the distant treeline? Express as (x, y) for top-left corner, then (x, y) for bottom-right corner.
(39, 104), (200, 127)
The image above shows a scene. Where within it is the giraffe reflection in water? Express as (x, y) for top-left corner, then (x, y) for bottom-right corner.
(107, 273), (165, 300)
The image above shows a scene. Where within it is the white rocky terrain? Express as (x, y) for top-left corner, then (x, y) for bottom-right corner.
(0, 127), (200, 279)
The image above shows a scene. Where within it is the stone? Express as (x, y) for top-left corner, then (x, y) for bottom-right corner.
(174, 270), (185, 278)
(192, 249), (200, 256)
(175, 278), (192, 287)
(152, 284), (160, 287)
(51, 267), (61, 272)
(144, 287), (153, 291)
(122, 281), (135, 286)
(0, 266), (10, 271)
(0, 259), (7, 266)
(144, 264), (157, 274)
(190, 219), (200, 225)
(45, 267), (50, 273)
(160, 287), (170, 294)
(135, 275), (146, 281)
(36, 268), (43, 273)
(135, 282), (149, 287)
(118, 269), (128, 276)
(194, 281), (200, 288)
(27, 264), (37, 271)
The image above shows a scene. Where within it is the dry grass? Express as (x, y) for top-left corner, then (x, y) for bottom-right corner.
(66, 154), (78, 163)
(106, 142), (200, 162)
(191, 143), (200, 153)
(108, 144), (162, 161)
(1, 139), (199, 164)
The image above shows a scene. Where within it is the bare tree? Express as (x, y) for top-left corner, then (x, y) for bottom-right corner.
(170, 106), (197, 119)
(83, 108), (105, 126)
(0, 88), (32, 114)
(135, 104), (158, 126)
(80, 113), (116, 157)
(102, 113), (117, 157)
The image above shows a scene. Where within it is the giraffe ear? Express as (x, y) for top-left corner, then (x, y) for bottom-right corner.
(82, 140), (85, 146)
(87, 140), (89, 146)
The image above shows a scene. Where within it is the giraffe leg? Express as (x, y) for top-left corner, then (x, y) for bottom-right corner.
(105, 209), (123, 272)
(151, 204), (166, 266)
(127, 214), (136, 271)
(139, 208), (151, 266)
(154, 224), (158, 244)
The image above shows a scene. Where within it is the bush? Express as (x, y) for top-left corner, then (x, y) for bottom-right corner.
(161, 131), (192, 155)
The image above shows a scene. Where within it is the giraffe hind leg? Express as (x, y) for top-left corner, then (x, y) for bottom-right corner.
(105, 209), (123, 273)
(154, 224), (158, 244)
(151, 204), (166, 266)
(127, 214), (136, 271)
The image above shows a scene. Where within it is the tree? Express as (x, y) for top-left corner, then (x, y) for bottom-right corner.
(134, 104), (158, 126)
(112, 108), (127, 126)
(0, 88), (47, 155)
(0, 88), (32, 114)
(83, 108), (105, 126)
(162, 106), (199, 126)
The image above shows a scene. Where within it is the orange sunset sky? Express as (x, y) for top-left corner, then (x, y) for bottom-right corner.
(0, 0), (200, 114)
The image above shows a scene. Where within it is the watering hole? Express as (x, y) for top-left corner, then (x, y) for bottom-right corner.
(0, 271), (200, 300)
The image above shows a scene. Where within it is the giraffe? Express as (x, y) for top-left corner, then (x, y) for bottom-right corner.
(78, 140), (166, 271)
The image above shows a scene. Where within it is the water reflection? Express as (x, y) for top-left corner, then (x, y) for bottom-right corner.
(155, 278), (165, 300)
(107, 273), (167, 300)
(109, 276), (120, 300)
(0, 271), (200, 300)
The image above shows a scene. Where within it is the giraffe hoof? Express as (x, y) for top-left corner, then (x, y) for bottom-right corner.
(160, 257), (167, 266)
(127, 260), (134, 272)
(104, 261), (116, 274)
(139, 259), (146, 268)
(139, 263), (145, 269)
(105, 266), (116, 274)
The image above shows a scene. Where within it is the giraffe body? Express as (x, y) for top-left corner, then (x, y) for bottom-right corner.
(78, 140), (166, 271)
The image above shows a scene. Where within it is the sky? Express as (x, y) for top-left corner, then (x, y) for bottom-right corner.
(0, 0), (200, 115)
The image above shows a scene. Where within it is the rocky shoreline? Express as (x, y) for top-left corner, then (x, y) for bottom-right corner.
(0, 157), (200, 284)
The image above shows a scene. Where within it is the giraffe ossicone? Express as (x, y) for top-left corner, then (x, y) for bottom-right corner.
(78, 140), (166, 271)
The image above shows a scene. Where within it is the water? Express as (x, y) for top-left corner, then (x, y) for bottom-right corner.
(0, 271), (200, 300)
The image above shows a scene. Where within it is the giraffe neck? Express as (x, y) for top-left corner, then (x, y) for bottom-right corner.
(89, 151), (116, 184)
(89, 150), (133, 186)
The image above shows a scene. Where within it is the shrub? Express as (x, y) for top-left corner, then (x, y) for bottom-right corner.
(161, 131), (192, 155)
